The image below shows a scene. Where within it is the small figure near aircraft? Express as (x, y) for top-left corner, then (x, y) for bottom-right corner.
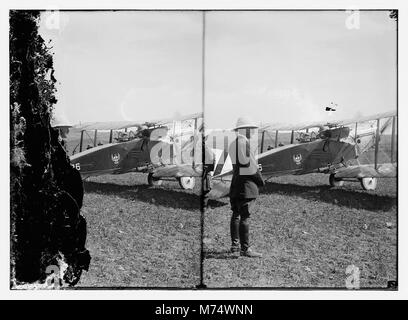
(51, 115), (72, 151)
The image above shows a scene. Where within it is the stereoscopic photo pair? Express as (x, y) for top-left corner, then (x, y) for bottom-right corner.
(10, 10), (397, 289)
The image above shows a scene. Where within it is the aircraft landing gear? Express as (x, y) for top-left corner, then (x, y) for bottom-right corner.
(329, 173), (344, 187)
(178, 177), (195, 190)
(360, 177), (377, 190)
(148, 172), (163, 186)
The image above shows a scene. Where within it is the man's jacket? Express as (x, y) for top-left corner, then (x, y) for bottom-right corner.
(229, 134), (265, 199)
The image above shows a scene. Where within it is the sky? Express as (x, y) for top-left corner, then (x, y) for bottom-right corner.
(204, 11), (397, 129)
(39, 11), (203, 124)
(39, 11), (397, 129)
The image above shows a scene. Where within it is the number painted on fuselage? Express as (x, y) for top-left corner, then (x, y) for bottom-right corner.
(71, 163), (81, 171)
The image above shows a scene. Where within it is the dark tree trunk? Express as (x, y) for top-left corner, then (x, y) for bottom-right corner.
(10, 10), (90, 287)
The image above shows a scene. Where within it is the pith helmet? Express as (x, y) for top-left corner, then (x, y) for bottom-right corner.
(232, 117), (259, 131)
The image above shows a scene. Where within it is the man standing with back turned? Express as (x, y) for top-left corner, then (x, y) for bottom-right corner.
(229, 117), (265, 258)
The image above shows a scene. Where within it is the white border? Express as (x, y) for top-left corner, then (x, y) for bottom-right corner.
(1, 0), (407, 300)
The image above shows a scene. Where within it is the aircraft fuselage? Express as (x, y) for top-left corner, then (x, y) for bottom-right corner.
(69, 138), (171, 178)
(258, 139), (356, 178)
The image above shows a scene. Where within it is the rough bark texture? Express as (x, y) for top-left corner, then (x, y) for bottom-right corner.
(10, 10), (90, 287)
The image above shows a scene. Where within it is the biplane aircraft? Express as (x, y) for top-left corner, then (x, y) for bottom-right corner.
(69, 113), (205, 189)
(206, 110), (397, 199)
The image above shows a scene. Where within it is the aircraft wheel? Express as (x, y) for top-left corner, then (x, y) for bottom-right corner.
(147, 173), (163, 186)
(178, 177), (195, 190)
(360, 177), (377, 191)
(329, 174), (344, 187)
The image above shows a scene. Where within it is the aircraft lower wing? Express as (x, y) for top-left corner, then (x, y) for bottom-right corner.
(207, 162), (397, 200)
(334, 163), (397, 179)
(152, 164), (203, 178)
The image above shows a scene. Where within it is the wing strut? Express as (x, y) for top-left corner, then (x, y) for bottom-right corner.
(391, 116), (396, 163)
(260, 130), (265, 153)
(79, 130), (84, 152)
(374, 119), (380, 169)
(192, 117), (198, 167)
(93, 129), (98, 147)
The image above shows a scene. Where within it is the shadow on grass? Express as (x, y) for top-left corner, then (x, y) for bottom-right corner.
(84, 181), (225, 211)
(204, 249), (239, 260)
(261, 182), (396, 212)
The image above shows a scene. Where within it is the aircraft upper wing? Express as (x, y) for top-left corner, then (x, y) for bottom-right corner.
(261, 110), (396, 132)
(74, 121), (143, 131)
(145, 112), (204, 128)
(73, 112), (204, 131)
(259, 122), (320, 131)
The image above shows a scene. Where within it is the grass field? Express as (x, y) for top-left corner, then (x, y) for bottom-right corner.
(75, 171), (397, 288)
(76, 173), (201, 288)
(204, 174), (397, 288)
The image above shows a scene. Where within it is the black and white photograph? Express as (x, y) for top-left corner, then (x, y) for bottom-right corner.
(10, 10), (204, 288)
(202, 10), (397, 288)
(5, 3), (402, 296)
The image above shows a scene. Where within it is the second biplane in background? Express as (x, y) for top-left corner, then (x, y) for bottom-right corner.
(207, 110), (397, 199)
(69, 113), (204, 190)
